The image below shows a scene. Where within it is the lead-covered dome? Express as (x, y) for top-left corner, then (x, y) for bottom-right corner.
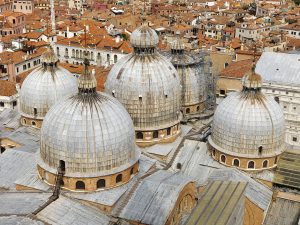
(208, 69), (285, 171)
(130, 22), (159, 48)
(105, 23), (182, 147)
(162, 32), (206, 117)
(38, 59), (139, 191)
(19, 46), (78, 128)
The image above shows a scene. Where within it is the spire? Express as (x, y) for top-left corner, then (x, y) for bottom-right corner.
(242, 43), (262, 90)
(50, 0), (56, 33)
(78, 29), (97, 94)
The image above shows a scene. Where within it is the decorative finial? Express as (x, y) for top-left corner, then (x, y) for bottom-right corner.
(78, 27), (97, 94)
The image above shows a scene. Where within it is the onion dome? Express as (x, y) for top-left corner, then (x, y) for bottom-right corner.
(19, 46), (78, 128)
(162, 32), (206, 116)
(38, 57), (139, 191)
(208, 69), (285, 170)
(105, 23), (182, 147)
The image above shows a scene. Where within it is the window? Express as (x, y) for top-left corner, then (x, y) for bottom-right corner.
(76, 181), (85, 189)
(275, 156), (278, 164)
(31, 121), (36, 126)
(197, 106), (200, 111)
(258, 146), (263, 154)
(136, 132), (143, 140)
(167, 127), (171, 135)
(293, 137), (297, 142)
(13, 101), (17, 107)
(59, 160), (65, 172)
(0, 102), (4, 107)
(212, 149), (216, 157)
(186, 108), (190, 114)
(23, 65), (26, 70)
(274, 96), (279, 103)
(248, 161), (255, 169)
(263, 160), (268, 168)
(97, 179), (106, 188)
(220, 90), (226, 95)
(153, 131), (159, 139)
(114, 55), (118, 63)
(34, 108), (37, 116)
(220, 155), (226, 163)
(233, 159), (240, 167)
(116, 174), (122, 183)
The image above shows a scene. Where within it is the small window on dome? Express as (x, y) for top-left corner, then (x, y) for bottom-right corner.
(220, 155), (226, 163)
(274, 96), (279, 103)
(130, 167), (134, 175)
(233, 159), (240, 167)
(293, 137), (297, 142)
(186, 108), (190, 114)
(263, 160), (268, 168)
(32, 121), (36, 126)
(197, 106), (200, 111)
(136, 132), (143, 139)
(34, 108), (37, 116)
(116, 174), (122, 183)
(139, 95), (142, 101)
(248, 161), (255, 169)
(167, 127), (171, 135)
(153, 131), (159, 139)
(76, 181), (85, 189)
(258, 146), (263, 154)
(97, 179), (106, 188)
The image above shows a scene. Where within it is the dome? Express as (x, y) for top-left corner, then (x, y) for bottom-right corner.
(162, 33), (206, 116)
(38, 59), (139, 191)
(105, 25), (182, 146)
(130, 23), (159, 48)
(208, 71), (285, 170)
(19, 47), (78, 128)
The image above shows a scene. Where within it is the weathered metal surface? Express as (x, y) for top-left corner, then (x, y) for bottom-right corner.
(186, 181), (247, 225)
(263, 197), (300, 225)
(39, 91), (139, 177)
(20, 47), (78, 120)
(256, 52), (300, 87)
(39, 60), (139, 177)
(105, 25), (181, 131)
(210, 72), (285, 157)
(119, 170), (193, 225)
(208, 169), (272, 211)
(273, 151), (300, 189)
(36, 196), (110, 225)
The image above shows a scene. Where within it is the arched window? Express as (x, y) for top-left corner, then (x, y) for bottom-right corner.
(76, 181), (85, 189)
(263, 160), (268, 168)
(31, 121), (36, 126)
(116, 174), (122, 183)
(130, 167), (134, 175)
(65, 48), (68, 57)
(233, 159), (240, 167)
(114, 55), (118, 63)
(72, 49), (75, 58)
(220, 155), (226, 163)
(153, 131), (159, 139)
(23, 118), (26, 124)
(274, 96), (279, 103)
(97, 179), (106, 188)
(248, 161), (255, 169)
(34, 108), (37, 116)
(186, 108), (190, 114)
(136, 132), (143, 140)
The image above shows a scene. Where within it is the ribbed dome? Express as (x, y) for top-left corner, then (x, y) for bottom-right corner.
(20, 48), (78, 120)
(105, 52), (181, 131)
(162, 34), (205, 112)
(38, 62), (139, 178)
(209, 73), (285, 158)
(130, 23), (159, 48)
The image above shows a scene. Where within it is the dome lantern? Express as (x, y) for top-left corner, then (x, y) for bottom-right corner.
(130, 21), (159, 54)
